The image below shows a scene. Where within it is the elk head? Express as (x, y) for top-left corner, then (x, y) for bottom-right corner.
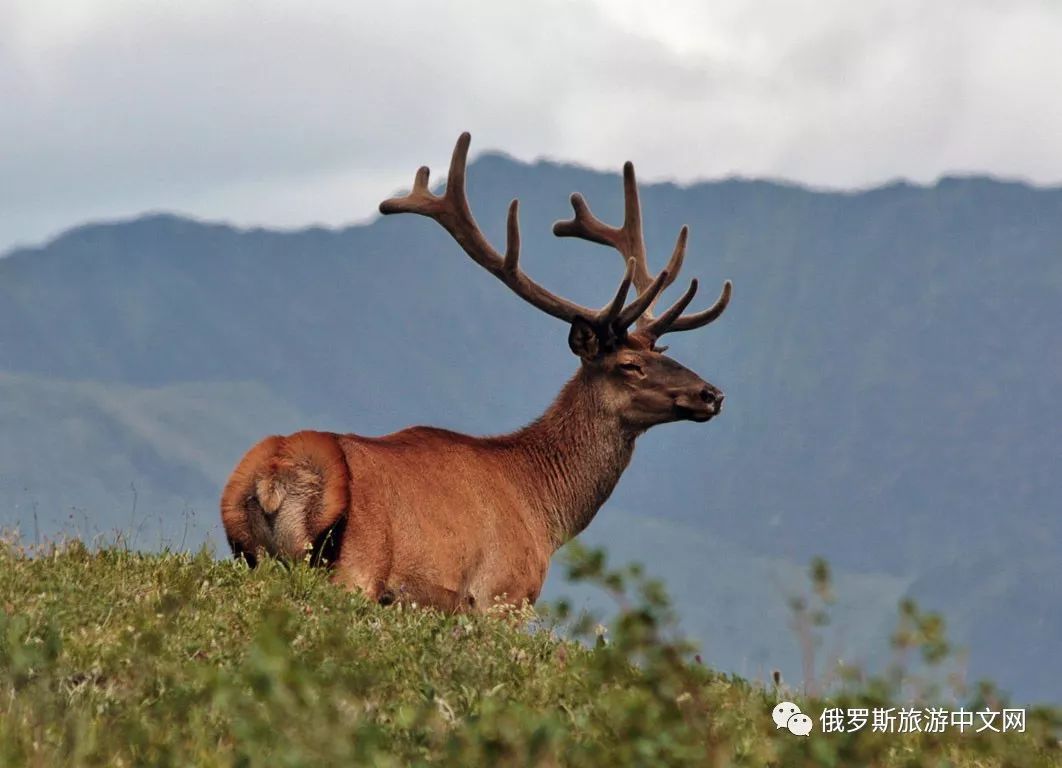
(380, 133), (731, 433)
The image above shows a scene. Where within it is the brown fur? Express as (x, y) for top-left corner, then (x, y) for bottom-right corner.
(221, 346), (722, 612)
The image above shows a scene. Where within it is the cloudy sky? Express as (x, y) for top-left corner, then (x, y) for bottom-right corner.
(2, 0), (1060, 253)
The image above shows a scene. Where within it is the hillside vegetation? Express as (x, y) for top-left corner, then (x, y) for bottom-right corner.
(1, 539), (1058, 767)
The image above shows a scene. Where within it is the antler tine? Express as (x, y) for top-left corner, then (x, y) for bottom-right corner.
(620, 161), (651, 288)
(553, 164), (653, 288)
(637, 223), (731, 338)
(445, 131), (473, 217)
(628, 224), (689, 330)
(599, 258), (636, 326)
(379, 133), (476, 219)
(502, 199), (520, 272)
(378, 164), (438, 215)
(381, 133), (631, 329)
(644, 278), (698, 337)
(552, 193), (614, 246)
(662, 280), (732, 333)
(616, 268), (671, 330)
(660, 226), (687, 289)
(553, 161), (685, 326)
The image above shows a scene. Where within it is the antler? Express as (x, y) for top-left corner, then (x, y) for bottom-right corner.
(552, 161), (731, 340)
(379, 132), (671, 343)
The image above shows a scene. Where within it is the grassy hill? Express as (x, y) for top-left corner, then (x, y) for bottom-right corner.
(1, 539), (1058, 767)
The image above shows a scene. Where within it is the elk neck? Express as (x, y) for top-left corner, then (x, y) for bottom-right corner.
(505, 366), (637, 551)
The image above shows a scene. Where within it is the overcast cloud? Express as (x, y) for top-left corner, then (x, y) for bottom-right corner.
(2, 0), (1060, 253)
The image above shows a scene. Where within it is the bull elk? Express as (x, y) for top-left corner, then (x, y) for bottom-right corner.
(221, 133), (732, 611)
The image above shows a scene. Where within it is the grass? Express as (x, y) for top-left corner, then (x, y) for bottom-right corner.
(0, 537), (1058, 767)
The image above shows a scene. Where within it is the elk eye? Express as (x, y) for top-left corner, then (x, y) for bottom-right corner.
(619, 362), (642, 373)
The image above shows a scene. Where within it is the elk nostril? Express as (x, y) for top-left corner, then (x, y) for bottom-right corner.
(699, 387), (713, 403)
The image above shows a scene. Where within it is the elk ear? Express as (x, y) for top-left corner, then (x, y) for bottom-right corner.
(568, 317), (601, 361)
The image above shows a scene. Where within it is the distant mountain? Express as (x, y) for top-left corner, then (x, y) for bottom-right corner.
(1, 155), (1059, 702)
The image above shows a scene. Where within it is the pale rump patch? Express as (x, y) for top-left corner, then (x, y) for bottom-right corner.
(220, 431), (349, 563)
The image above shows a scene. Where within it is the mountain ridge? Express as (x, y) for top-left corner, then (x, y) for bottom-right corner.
(5, 158), (1062, 262)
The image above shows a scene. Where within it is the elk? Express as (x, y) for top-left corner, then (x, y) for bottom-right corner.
(220, 133), (731, 612)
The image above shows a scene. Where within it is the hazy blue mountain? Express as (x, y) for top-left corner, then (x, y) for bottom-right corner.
(1, 154), (1059, 702)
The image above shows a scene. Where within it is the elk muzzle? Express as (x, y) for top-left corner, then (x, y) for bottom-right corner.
(673, 383), (724, 422)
